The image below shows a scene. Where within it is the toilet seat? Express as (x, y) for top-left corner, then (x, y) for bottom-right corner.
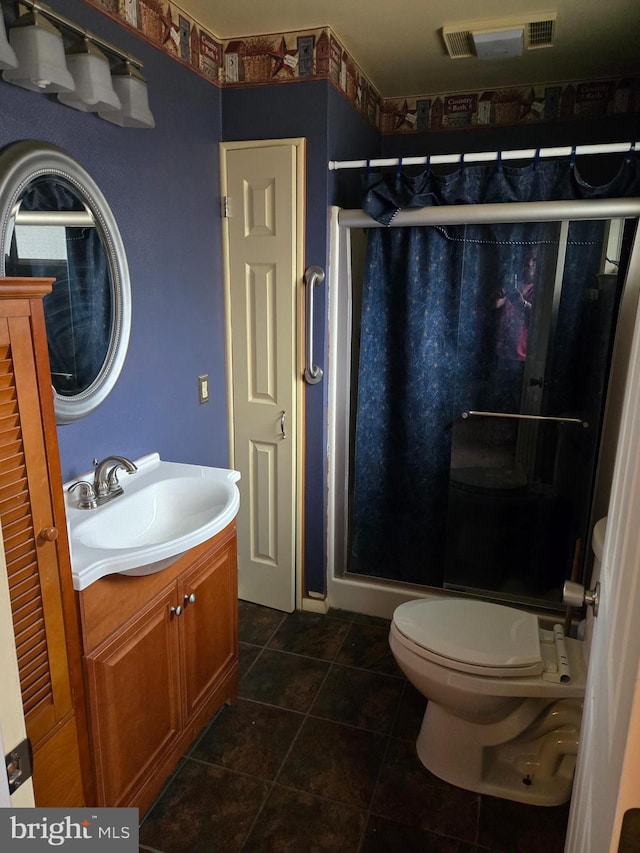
(392, 598), (544, 677)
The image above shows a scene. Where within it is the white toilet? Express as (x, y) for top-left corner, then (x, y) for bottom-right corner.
(389, 573), (596, 806)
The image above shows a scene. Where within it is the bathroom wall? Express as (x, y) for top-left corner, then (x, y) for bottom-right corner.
(0, 0), (228, 482)
(221, 81), (379, 596)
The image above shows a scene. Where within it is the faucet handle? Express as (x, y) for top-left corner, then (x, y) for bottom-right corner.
(68, 480), (98, 509)
(106, 465), (125, 494)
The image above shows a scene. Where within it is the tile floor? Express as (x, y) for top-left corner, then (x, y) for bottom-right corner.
(139, 603), (570, 852)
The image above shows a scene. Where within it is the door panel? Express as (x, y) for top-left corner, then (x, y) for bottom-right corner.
(221, 141), (303, 612)
(565, 232), (640, 852)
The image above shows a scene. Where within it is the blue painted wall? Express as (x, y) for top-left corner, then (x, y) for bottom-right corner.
(0, 0), (227, 483)
(222, 81), (379, 595)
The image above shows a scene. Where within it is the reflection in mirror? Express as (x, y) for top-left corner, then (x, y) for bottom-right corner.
(7, 180), (112, 397)
(0, 140), (131, 424)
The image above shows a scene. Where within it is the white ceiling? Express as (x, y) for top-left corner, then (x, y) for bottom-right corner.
(179, 0), (640, 98)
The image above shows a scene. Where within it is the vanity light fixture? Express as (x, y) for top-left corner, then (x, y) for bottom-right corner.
(3, 8), (74, 93)
(0, 7), (17, 70)
(58, 38), (121, 113)
(98, 61), (155, 128)
(0, 0), (153, 128)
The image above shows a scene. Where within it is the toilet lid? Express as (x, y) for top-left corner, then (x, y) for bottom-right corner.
(393, 598), (542, 671)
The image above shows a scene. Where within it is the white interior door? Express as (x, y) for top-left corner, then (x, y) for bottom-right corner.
(565, 234), (640, 852)
(220, 139), (304, 612)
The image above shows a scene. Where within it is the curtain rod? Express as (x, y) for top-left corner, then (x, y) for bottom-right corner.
(328, 141), (636, 171)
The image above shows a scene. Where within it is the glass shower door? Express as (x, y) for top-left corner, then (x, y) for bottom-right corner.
(444, 218), (626, 608)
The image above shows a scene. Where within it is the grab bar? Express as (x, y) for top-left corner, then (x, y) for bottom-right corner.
(462, 411), (589, 428)
(304, 265), (324, 384)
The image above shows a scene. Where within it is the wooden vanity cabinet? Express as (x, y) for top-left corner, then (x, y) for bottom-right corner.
(79, 523), (238, 815)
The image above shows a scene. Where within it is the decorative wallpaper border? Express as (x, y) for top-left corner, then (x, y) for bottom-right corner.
(88, 0), (639, 134)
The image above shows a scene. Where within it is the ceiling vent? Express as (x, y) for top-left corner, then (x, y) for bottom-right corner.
(442, 12), (557, 59)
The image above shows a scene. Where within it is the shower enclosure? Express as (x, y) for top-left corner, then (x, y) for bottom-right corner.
(328, 197), (640, 617)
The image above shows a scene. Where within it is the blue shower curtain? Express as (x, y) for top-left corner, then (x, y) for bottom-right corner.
(350, 154), (640, 586)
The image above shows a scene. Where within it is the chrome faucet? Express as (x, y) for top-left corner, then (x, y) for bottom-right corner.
(68, 455), (138, 509)
(92, 455), (138, 500)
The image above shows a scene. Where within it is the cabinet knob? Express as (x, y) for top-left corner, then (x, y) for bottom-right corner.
(39, 527), (59, 542)
(170, 605), (183, 617)
(184, 593), (197, 605)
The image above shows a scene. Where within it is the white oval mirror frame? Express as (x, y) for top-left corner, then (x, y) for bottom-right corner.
(0, 140), (131, 424)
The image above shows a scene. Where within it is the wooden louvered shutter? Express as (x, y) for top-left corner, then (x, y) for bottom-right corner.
(0, 279), (88, 805)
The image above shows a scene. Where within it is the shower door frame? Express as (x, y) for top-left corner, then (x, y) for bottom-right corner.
(327, 198), (640, 619)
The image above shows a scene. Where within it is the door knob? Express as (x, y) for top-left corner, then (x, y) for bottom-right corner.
(39, 527), (59, 542)
(563, 580), (600, 616)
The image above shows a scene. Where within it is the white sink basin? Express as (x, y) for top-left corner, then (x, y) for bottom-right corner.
(65, 453), (241, 590)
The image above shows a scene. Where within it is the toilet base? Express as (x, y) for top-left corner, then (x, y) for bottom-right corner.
(416, 699), (581, 806)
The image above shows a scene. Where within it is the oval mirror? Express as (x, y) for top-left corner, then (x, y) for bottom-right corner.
(0, 140), (131, 424)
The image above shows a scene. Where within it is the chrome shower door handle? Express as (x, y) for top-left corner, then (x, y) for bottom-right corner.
(304, 265), (324, 384)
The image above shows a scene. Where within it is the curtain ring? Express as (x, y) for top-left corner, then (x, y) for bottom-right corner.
(569, 145), (577, 170)
(460, 153), (465, 173)
(365, 159), (371, 177)
(534, 148), (541, 171)
(497, 150), (503, 173)
(396, 157), (403, 179)
(426, 154), (431, 175)
(625, 141), (636, 162)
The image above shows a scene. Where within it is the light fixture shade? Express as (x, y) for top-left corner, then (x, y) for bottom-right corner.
(98, 61), (155, 128)
(58, 40), (121, 113)
(3, 10), (75, 93)
(0, 9), (17, 70)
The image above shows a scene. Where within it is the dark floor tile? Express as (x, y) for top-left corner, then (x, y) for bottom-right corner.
(327, 607), (357, 623)
(277, 716), (387, 810)
(267, 611), (351, 660)
(392, 681), (428, 741)
(243, 785), (365, 852)
(370, 738), (479, 844)
(334, 621), (403, 676)
(190, 698), (303, 780)
(310, 664), (404, 733)
(239, 648), (329, 712)
(353, 612), (391, 628)
(238, 600), (286, 646)
(361, 815), (476, 852)
(478, 794), (569, 853)
(239, 642), (262, 681)
(139, 759), (270, 853)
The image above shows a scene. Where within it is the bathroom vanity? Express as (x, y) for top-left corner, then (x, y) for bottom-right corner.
(76, 523), (238, 815)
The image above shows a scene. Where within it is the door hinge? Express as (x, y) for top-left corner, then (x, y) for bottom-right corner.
(5, 737), (32, 794)
(222, 195), (230, 218)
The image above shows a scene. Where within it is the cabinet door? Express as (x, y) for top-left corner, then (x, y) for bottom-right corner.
(180, 535), (238, 720)
(0, 291), (88, 805)
(85, 590), (183, 807)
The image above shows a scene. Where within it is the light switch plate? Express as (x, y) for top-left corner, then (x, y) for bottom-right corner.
(198, 374), (209, 404)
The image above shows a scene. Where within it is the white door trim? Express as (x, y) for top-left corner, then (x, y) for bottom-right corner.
(220, 138), (306, 611)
